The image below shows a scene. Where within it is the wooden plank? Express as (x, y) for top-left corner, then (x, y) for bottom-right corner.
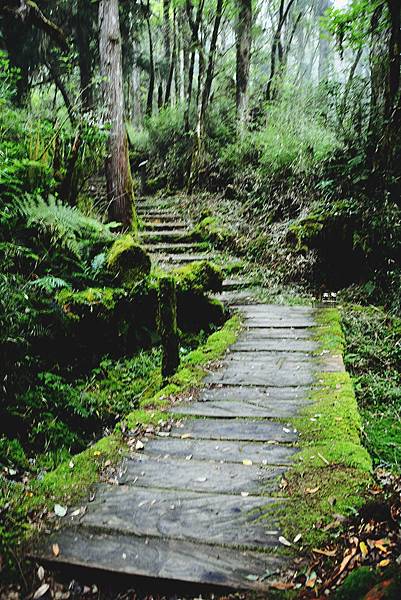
(171, 418), (298, 442)
(78, 486), (282, 549)
(144, 437), (298, 465)
(231, 339), (317, 352)
(30, 528), (287, 591)
(205, 363), (315, 387)
(119, 454), (285, 494)
(170, 398), (305, 418)
(199, 385), (311, 403)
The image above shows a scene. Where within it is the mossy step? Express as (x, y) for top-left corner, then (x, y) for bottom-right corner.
(214, 290), (260, 305)
(140, 230), (194, 243)
(150, 253), (215, 264)
(144, 242), (208, 253)
(222, 278), (255, 291)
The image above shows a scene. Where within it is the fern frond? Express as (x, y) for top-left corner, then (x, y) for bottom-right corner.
(15, 194), (114, 257)
(29, 276), (71, 293)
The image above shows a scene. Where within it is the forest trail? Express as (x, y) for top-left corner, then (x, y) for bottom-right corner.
(31, 197), (331, 592)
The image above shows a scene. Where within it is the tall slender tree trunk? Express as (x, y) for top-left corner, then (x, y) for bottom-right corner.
(76, 0), (93, 111)
(145, 2), (155, 116)
(131, 39), (142, 125)
(235, 0), (252, 133)
(99, 0), (136, 231)
(184, 0), (204, 132)
(317, 0), (331, 83)
(188, 0), (223, 189)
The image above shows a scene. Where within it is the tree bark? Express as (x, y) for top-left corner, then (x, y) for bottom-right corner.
(145, 1), (155, 117)
(235, 0), (252, 133)
(265, 0), (296, 101)
(99, 0), (136, 231)
(76, 0), (93, 111)
(184, 0), (205, 132)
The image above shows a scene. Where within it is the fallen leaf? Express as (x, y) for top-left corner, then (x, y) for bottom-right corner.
(305, 486), (320, 494)
(135, 440), (144, 451)
(54, 504), (67, 517)
(293, 533), (302, 544)
(195, 477), (207, 482)
(270, 582), (294, 590)
(242, 459), (253, 466)
(278, 535), (292, 547)
(245, 574), (259, 581)
(360, 541), (369, 558)
(241, 491), (250, 497)
(378, 559), (390, 568)
(313, 547), (337, 557)
(37, 566), (45, 581)
(338, 548), (357, 574)
(69, 460), (74, 469)
(185, 454), (192, 461)
(181, 433), (192, 439)
(52, 543), (60, 557)
(93, 451), (101, 457)
(104, 460), (111, 467)
(33, 583), (50, 600)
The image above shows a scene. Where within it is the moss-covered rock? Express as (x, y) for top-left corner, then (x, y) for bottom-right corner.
(287, 213), (324, 252)
(56, 287), (126, 320)
(173, 260), (223, 294)
(191, 216), (235, 248)
(107, 234), (151, 287)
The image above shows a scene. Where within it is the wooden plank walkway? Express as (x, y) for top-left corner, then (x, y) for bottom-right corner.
(31, 197), (321, 592)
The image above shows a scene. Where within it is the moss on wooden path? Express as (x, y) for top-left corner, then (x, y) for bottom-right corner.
(30, 196), (371, 593)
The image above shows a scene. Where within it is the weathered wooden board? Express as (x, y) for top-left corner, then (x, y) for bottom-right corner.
(79, 486), (282, 548)
(244, 318), (316, 328)
(31, 529), (287, 591)
(226, 351), (312, 363)
(205, 363), (315, 387)
(198, 384), (311, 403)
(170, 398), (305, 418)
(231, 339), (317, 352)
(241, 327), (314, 339)
(171, 417), (298, 442)
(119, 454), (285, 494)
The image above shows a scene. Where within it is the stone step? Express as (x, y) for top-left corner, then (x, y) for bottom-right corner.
(73, 485), (282, 549)
(231, 338), (318, 352)
(222, 278), (255, 291)
(144, 242), (208, 254)
(119, 454), (285, 495)
(142, 221), (188, 231)
(31, 528), (287, 591)
(171, 398), (307, 419)
(140, 230), (194, 243)
(205, 361), (315, 387)
(214, 290), (260, 305)
(150, 253), (214, 264)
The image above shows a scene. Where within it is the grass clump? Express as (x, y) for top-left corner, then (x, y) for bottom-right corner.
(340, 304), (401, 470)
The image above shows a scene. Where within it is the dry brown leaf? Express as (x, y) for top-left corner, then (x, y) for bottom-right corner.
(52, 543), (60, 557)
(305, 486), (320, 494)
(313, 547), (337, 557)
(270, 582), (294, 590)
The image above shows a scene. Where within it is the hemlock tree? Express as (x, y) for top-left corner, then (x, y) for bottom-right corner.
(235, 0), (252, 132)
(99, 0), (136, 230)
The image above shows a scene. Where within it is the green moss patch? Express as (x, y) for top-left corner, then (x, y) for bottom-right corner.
(191, 215), (235, 248)
(173, 260), (223, 294)
(279, 308), (372, 547)
(56, 286), (125, 319)
(107, 234), (151, 287)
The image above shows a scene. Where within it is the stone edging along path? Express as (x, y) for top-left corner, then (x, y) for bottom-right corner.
(30, 197), (371, 593)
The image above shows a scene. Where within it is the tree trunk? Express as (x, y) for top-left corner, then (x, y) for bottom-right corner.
(146, 0), (155, 117)
(131, 39), (142, 125)
(99, 0), (136, 231)
(76, 0), (93, 111)
(235, 0), (252, 133)
(265, 0), (296, 101)
(317, 0), (331, 83)
(184, 0), (205, 132)
(188, 0), (223, 189)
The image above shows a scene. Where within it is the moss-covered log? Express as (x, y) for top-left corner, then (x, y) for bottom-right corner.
(158, 275), (180, 379)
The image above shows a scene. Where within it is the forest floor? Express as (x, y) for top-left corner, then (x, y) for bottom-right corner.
(2, 195), (401, 600)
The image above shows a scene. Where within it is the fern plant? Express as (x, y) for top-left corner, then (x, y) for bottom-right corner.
(15, 194), (115, 258)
